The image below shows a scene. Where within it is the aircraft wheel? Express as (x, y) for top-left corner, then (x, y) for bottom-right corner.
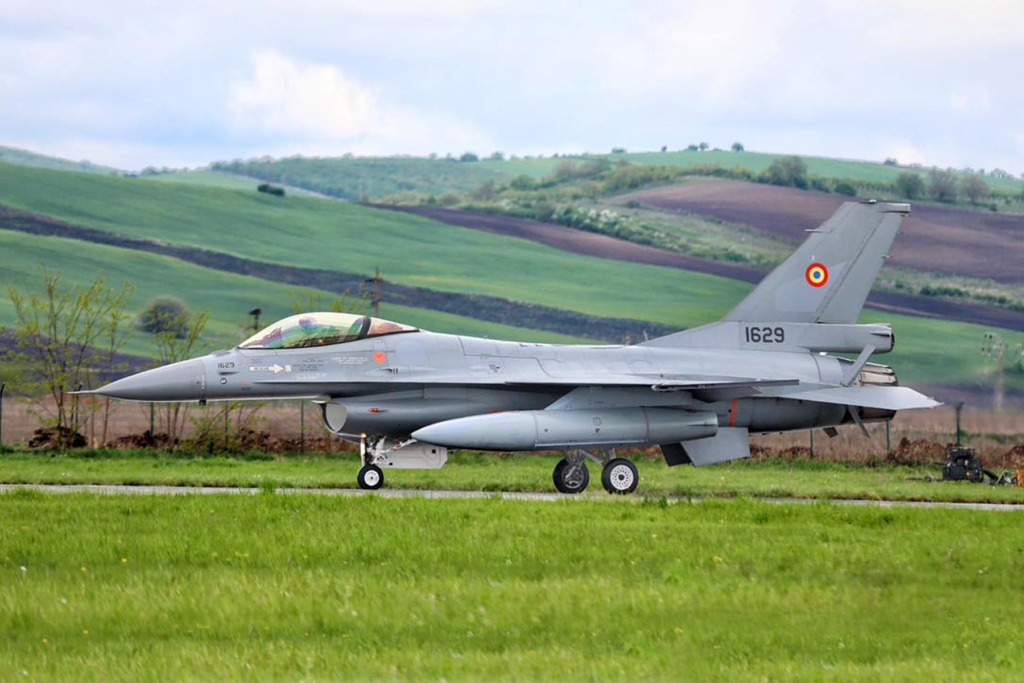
(553, 458), (590, 494)
(357, 463), (384, 490)
(602, 458), (639, 495)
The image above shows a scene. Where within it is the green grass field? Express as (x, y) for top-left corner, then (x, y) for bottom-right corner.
(4, 450), (1024, 504)
(0, 230), (588, 359)
(0, 145), (120, 175)
(1, 162), (1021, 388)
(141, 170), (260, 190)
(2, 490), (1023, 682)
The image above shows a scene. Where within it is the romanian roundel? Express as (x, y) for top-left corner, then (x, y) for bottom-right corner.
(805, 262), (829, 288)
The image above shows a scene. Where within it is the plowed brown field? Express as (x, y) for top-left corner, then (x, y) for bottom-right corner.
(620, 179), (1024, 284)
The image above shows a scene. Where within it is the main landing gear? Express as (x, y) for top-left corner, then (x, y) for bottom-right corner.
(552, 451), (640, 495)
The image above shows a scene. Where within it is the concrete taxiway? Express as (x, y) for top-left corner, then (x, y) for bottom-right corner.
(1, 483), (1021, 512)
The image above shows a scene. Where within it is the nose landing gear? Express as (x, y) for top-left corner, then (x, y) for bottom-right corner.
(357, 463), (384, 490)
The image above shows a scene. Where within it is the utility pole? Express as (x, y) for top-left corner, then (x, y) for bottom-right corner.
(365, 268), (382, 318)
(248, 308), (262, 334)
(981, 332), (1005, 411)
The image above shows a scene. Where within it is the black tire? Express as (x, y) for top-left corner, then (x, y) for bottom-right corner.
(602, 458), (639, 495)
(357, 463), (384, 490)
(553, 458), (590, 494)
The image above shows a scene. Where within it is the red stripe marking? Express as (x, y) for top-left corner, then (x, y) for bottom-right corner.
(728, 399), (737, 428)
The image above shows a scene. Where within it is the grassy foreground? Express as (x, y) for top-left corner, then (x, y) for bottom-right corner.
(4, 450), (1024, 504)
(2, 492), (1023, 682)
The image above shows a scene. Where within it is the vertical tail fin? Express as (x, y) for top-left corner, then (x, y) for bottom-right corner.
(724, 201), (909, 324)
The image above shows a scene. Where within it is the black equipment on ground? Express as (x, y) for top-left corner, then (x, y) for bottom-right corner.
(940, 446), (1022, 486)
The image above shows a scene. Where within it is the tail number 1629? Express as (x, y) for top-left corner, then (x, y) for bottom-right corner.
(744, 326), (785, 343)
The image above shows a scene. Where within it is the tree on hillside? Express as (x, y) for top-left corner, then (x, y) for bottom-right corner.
(731, 142), (744, 152)
(895, 172), (925, 199)
(762, 156), (809, 189)
(698, 142), (709, 151)
(961, 174), (990, 204)
(459, 152), (479, 162)
(488, 151), (505, 161)
(883, 157), (899, 167)
(469, 180), (498, 201)
(928, 169), (959, 202)
(510, 174), (535, 191)
(138, 296), (189, 338)
(686, 144), (699, 151)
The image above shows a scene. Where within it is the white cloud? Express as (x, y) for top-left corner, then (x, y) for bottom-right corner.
(226, 50), (491, 157)
(229, 50), (383, 140)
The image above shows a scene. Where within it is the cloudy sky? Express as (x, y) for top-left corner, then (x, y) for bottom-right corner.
(2, 0), (1022, 172)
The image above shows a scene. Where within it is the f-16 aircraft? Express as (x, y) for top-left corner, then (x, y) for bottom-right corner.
(95, 200), (938, 493)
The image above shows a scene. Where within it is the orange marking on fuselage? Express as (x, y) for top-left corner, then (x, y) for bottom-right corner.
(728, 399), (737, 428)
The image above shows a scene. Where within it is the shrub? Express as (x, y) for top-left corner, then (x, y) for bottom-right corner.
(895, 172), (925, 199)
(960, 175), (990, 204)
(611, 147), (627, 154)
(256, 183), (285, 197)
(731, 142), (745, 152)
(138, 296), (188, 337)
(510, 175), (536, 191)
(760, 156), (809, 189)
(459, 152), (479, 162)
(469, 180), (497, 201)
(809, 177), (833, 192)
(928, 169), (959, 202)
(834, 182), (857, 196)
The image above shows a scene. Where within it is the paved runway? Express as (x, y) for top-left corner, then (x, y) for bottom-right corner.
(1, 483), (1022, 511)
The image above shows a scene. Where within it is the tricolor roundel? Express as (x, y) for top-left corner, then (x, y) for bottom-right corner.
(805, 262), (829, 288)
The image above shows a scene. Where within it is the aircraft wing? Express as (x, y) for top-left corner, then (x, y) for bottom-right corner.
(778, 385), (940, 411)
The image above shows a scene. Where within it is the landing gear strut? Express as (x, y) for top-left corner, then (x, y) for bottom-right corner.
(553, 453), (590, 494)
(357, 436), (387, 490)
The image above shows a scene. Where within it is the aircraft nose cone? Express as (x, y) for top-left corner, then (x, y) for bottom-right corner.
(96, 358), (206, 402)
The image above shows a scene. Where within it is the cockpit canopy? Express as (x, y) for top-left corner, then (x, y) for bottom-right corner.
(239, 312), (418, 350)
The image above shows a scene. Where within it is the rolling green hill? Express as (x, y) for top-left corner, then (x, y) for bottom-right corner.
(0, 161), (1020, 390)
(210, 156), (510, 200)
(208, 148), (1024, 200)
(142, 170), (260, 191)
(0, 144), (121, 175)
(0, 230), (588, 362)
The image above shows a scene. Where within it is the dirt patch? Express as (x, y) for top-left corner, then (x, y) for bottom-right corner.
(383, 205), (1024, 333)
(621, 179), (1024, 285)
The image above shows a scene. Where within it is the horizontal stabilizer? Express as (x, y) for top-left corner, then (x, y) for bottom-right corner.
(784, 385), (940, 411)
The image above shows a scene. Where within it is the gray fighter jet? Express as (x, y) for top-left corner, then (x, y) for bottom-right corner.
(95, 200), (938, 493)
